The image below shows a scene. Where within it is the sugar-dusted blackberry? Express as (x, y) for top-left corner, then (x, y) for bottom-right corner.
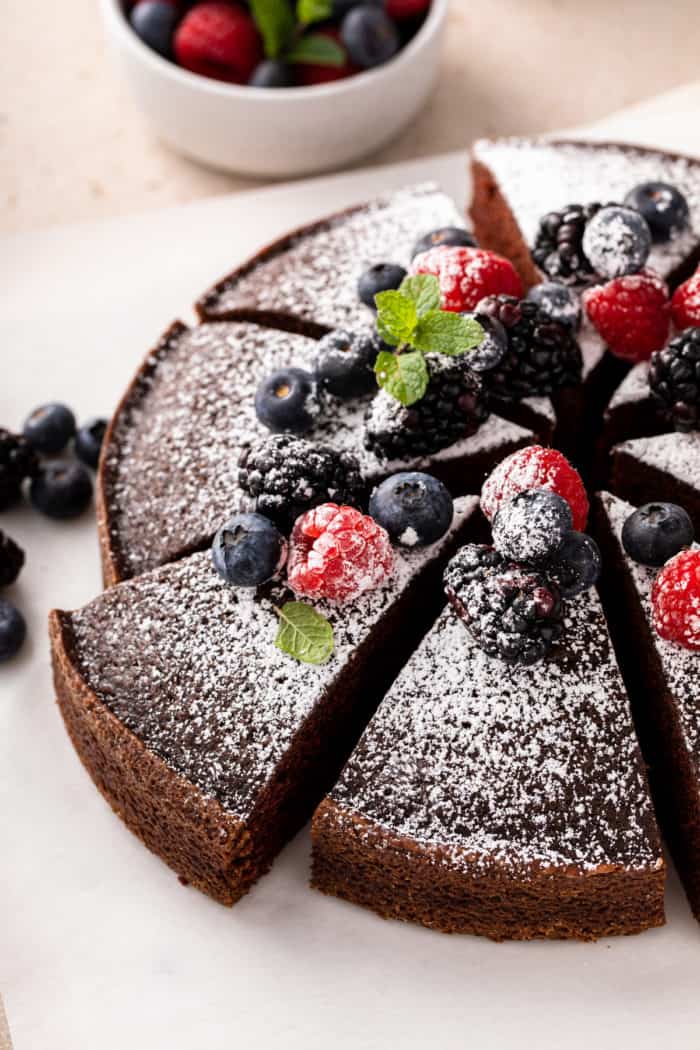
(0, 530), (24, 587)
(476, 294), (582, 401)
(443, 543), (504, 586)
(0, 428), (39, 510)
(648, 327), (700, 433)
(238, 434), (365, 532)
(363, 352), (489, 461)
(532, 202), (603, 286)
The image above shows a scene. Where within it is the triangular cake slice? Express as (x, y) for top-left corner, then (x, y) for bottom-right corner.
(595, 491), (700, 919)
(611, 431), (700, 533)
(99, 320), (536, 584)
(312, 589), (664, 940)
(50, 497), (480, 907)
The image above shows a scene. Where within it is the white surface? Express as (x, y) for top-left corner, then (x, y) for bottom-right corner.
(100, 0), (446, 177)
(3, 106), (700, 1049)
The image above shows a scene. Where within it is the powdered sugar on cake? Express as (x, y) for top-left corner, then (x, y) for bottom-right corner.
(616, 431), (700, 486)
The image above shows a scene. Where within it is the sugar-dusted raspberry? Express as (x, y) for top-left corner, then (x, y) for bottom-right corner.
(174, 2), (262, 84)
(411, 246), (523, 313)
(287, 504), (394, 603)
(651, 548), (700, 651)
(671, 268), (700, 331)
(480, 445), (589, 531)
(582, 270), (671, 362)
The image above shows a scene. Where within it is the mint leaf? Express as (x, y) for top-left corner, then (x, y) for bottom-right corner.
(375, 349), (428, 406)
(399, 274), (441, 317)
(275, 602), (334, 665)
(250, 0), (295, 58)
(375, 290), (417, 347)
(287, 34), (346, 66)
(412, 311), (484, 356)
(297, 0), (333, 25)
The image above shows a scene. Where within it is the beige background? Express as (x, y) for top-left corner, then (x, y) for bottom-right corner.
(3, 0), (700, 234)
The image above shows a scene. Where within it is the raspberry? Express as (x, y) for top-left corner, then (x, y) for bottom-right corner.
(174, 2), (262, 84)
(297, 29), (358, 86)
(287, 504), (394, 603)
(481, 445), (589, 532)
(651, 548), (700, 651)
(411, 246), (523, 313)
(386, 0), (431, 16)
(671, 268), (700, 331)
(582, 270), (671, 362)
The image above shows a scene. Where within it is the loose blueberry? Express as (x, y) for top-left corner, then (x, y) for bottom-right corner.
(357, 263), (407, 309)
(412, 226), (477, 259)
(23, 402), (76, 455)
(314, 329), (382, 398)
(254, 368), (321, 434)
(526, 282), (582, 331)
(492, 489), (573, 564)
(248, 60), (295, 88)
(74, 418), (108, 469)
(0, 599), (26, 662)
(212, 512), (287, 587)
(549, 531), (601, 597)
(129, 0), (178, 57)
(624, 181), (690, 243)
(369, 471), (453, 546)
(30, 461), (93, 519)
(463, 313), (507, 372)
(341, 5), (399, 68)
(582, 205), (651, 279)
(622, 502), (695, 567)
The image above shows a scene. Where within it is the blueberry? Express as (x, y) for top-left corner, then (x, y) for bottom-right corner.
(624, 182), (690, 243)
(314, 329), (382, 398)
(582, 205), (651, 279)
(129, 0), (178, 57)
(212, 513), (287, 587)
(463, 313), (507, 372)
(30, 461), (93, 519)
(492, 489), (573, 564)
(23, 402), (76, 455)
(341, 5), (399, 68)
(622, 502), (695, 567)
(526, 282), (582, 331)
(412, 226), (477, 259)
(549, 531), (601, 597)
(74, 418), (107, 469)
(369, 471), (453, 546)
(248, 60), (295, 88)
(0, 599), (26, 663)
(357, 263), (407, 309)
(254, 368), (321, 434)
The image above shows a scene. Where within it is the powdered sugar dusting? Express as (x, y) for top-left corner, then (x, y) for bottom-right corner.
(616, 430), (700, 486)
(607, 361), (652, 411)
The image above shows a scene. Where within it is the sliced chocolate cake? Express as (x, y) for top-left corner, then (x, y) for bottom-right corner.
(601, 363), (663, 451)
(611, 432), (700, 533)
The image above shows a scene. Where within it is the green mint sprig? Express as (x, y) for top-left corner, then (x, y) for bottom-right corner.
(249, 0), (345, 68)
(373, 274), (484, 407)
(274, 601), (334, 665)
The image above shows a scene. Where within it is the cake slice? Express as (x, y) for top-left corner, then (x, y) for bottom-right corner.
(50, 497), (480, 907)
(312, 588), (664, 940)
(611, 432), (700, 533)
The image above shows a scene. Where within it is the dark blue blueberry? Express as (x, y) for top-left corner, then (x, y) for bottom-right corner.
(74, 418), (108, 469)
(462, 313), (507, 372)
(622, 502), (695, 567)
(492, 489), (573, 564)
(357, 263), (407, 309)
(23, 402), (76, 455)
(0, 599), (26, 663)
(549, 531), (601, 597)
(412, 226), (477, 258)
(212, 512), (287, 587)
(624, 181), (690, 243)
(369, 471), (453, 546)
(248, 60), (295, 88)
(314, 329), (382, 398)
(254, 368), (321, 434)
(526, 282), (582, 331)
(30, 461), (93, 519)
(341, 5), (399, 68)
(582, 205), (651, 279)
(129, 0), (178, 57)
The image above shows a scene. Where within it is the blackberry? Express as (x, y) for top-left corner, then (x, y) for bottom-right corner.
(0, 428), (38, 510)
(238, 434), (365, 532)
(649, 328), (700, 433)
(363, 353), (489, 461)
(476, 295), (582, 401)
(532, 202), (603, 286)
(0, 530), (24, 587)
(443, 543), (504, 584)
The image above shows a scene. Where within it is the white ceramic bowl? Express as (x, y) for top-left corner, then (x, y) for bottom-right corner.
(99, 0), (448, 177)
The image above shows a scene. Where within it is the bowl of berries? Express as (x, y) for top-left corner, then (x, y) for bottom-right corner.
(100, 0), (446, 176)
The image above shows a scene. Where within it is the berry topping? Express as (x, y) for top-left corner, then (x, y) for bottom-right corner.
(581, 204), (651, 280)
(624, 181), (690, 243)
(313, 329), (382, 398)
(583, 271), (671, 362)
(174, 2), (262, 84)
(129, 0), (178, 57)
(341, 5), (399, 68)
(648, 328), (700, 433)
(492, 488), (573, 565)
(532, 202), (603, 286)
(23, 402), (76, 455)
(74, 418), (107, 469)
(0, 531), (24, 588)
(481, 445), (589, 531)
(411, 246), (523, 313)
(238, 434), (365, 533)
(671, 268), (700, 331)
(29, 462), (93, 519)
(548, 531), (601, 598)
(212, 512), (287, 587)
(459, 314), (507, 373)
(0, 429), (38, 510)
(297, 29), (357, 85)
(254, 367), (322, 434)
(357, 263), (408, 309)
(526, 282), (582, 331)
(369, 471), (453, 547)
(651, 548), (700, 651)
(411, 226), (477, 259)
(248, 59), (295, 88)
(622, 502), (695, 567)
(0, 599), (26, 663)
(386, 0), (431, 17)
(287, 503), (394, 603)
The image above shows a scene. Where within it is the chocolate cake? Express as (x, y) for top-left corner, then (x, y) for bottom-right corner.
(51, 497), (480, 906)
(611, 432), (700, 533)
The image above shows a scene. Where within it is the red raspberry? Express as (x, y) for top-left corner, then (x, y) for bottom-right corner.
(174, 2), (262, 84)
(387, 0), (431, 17)
(481, 445), (589, 532)
(582, 270), (671, 362)
(411, 246), (523, 313)
(671, 268), (700, 331)
(651, 548), (700, 651)
(288, 504), (394, 603)
(297, 29), (358, 86)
